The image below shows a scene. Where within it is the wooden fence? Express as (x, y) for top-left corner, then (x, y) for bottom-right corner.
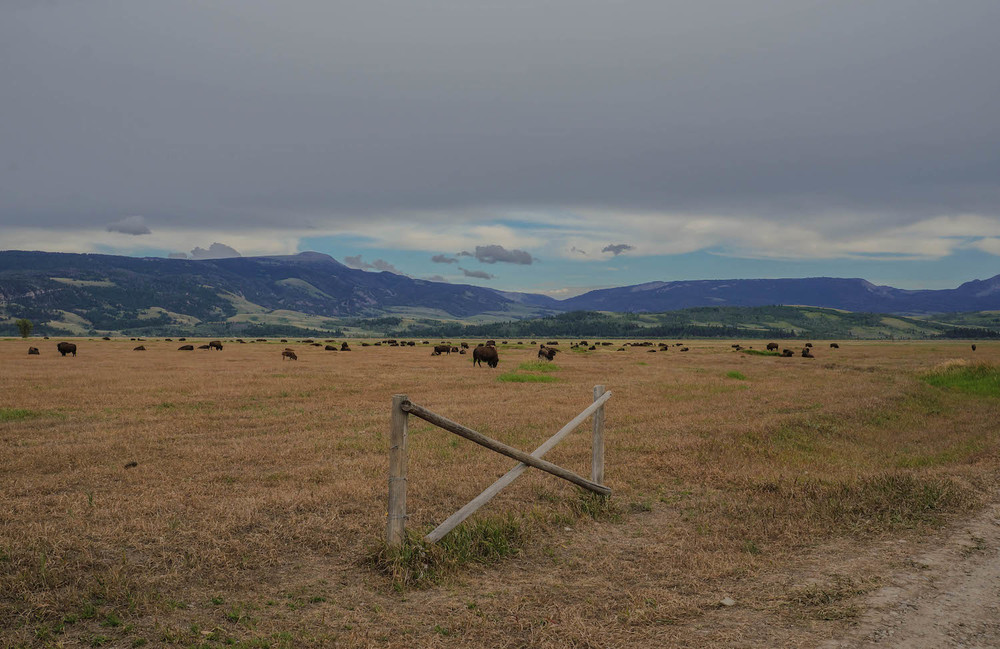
(386, 386), (611, 547)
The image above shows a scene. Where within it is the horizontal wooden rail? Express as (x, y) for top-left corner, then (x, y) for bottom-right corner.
(400, 400), (612, 497)
(424, 389), (612, 543)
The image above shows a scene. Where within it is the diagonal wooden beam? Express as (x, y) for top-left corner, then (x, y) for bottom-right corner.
(401, 399), (611, 497)
(423, 390), (612, 543)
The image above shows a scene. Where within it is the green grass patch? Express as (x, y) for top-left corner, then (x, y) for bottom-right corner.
(921, 363), (1000, 397)
(726, 371), (747, 380)
(742, 349), (780, 357)
(516, 361), (560, 373)
(0, 408), (42, 422)
(371, 513), (526, 589)
(497, 372), (560, 383)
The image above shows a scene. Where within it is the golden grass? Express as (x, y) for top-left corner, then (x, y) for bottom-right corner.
(1, 338), (998, 647)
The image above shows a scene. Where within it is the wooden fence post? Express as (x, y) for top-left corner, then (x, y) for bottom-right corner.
(591, 385), (605, 485)
(386, 394), (408, 547)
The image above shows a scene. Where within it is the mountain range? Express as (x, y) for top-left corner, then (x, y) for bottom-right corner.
(1, 250), (998, 335)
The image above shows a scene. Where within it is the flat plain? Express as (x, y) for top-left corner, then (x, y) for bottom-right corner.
(1, 338), (997, 648)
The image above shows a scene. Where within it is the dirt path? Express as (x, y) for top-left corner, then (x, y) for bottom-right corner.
(824, 500), (1000, 648)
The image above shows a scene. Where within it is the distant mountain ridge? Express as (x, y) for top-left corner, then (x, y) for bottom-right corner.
(560, 276), (1000, 314)
(0, 250), (998, 335)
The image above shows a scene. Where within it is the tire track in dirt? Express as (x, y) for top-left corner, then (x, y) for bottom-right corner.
(824, 499), (1000, 648)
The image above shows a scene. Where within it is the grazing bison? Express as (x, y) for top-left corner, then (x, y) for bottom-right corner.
(57, 342), (77, 356)
(766, 342), (779, 351)
(178, 345), (194, 350)
(830, 343), (840, 349)
(28, 347), (39, 355)
(133, 345), (146, 351)
(473, 345), (499, 368)
(805, 342), (813, 348)
(433, 344), (451, 355)
(538, 345), (558, 361)
(461, 342), (469, 349)
(282, 350), (298, 361)
(208, 340), (223, 351)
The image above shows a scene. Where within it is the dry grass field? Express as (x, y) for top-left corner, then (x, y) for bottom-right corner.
(1, 338), (998, 648)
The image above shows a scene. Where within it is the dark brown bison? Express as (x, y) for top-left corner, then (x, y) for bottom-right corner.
(282, 350), (298, 361)
(589, 345), (597, 350)
(102, 336), (111, 341)
(781, 349), (794, 357)
(459, 349), (467, 354)
(545, 341), (559, 346)
(538, 345), (558, 361)
(325, 344), (338, 351)
(473, 345), (499, 368)
(802, 348), (814, 358)
(486, 340), (496, 346)
(178, 338), (187, 341)
(805, 342), (813, 348)
(679, 347), (689, 352)
(197, 344), (210, 349)
(461, 342), (469, 349)
(208, 340), (223, 351)
(767, 342), (779, 351)
(178, 345), (194, 350)
(28, 347), (39, 355)
(972, 344), (977, 351)
(133, 345), (146, 351)
(341, 342), (351, 351)
(433, 345), (451, 355)
(830, 343), (840, 348)
(57, 342), (77, 356)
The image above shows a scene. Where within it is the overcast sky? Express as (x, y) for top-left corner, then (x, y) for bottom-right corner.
(2, 1), (999, 294)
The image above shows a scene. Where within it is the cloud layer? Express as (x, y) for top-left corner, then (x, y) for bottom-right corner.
(1, 1), (998, 284)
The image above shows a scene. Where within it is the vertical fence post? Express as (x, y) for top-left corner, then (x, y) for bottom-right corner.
(591, 385), (605, 485)
(386, 394), (409, 547)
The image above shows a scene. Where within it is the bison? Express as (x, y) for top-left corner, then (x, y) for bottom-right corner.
(325, 344), (338, 351)
(679, 347), (689, 352)
(341, 342), (352, 351)
(57, 342), (77, 356)
(197, 344), (210, 349)
(178, 345), (194, 350)
(433, 344), (451, 355)
(802, 348), (814, 358)
(781, 349), (794, 357)
(102, 336), (111, 341)
(28, 346), (39, 355)
(208, 340), (223, 351)
(830, 343), (840, 349)
(282, 350), (298, 361)
(473, 345), (499, 368)
(805, 342), (813, 348)
(461, 342), (469, 349)
(538, 345), (558, 361)
(133, 345), (146, 351)
(767, 342), (779, 351)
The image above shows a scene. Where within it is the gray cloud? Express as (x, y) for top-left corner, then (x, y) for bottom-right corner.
(457, 251), (473, 257)
(431, 254), (458, 264)
(167, 252), (188, 259)
(426, 274), (449, 283)
(459, 267), (494, 280)
(106, 215), (151, 235)
(570, 246), (587, 255)
(472, 244), (533, 265)
(602, 243), (635, 256)
(1, 1), (999, 247)
(190, 242), (241, 259)
(344, 254), (405, 275)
